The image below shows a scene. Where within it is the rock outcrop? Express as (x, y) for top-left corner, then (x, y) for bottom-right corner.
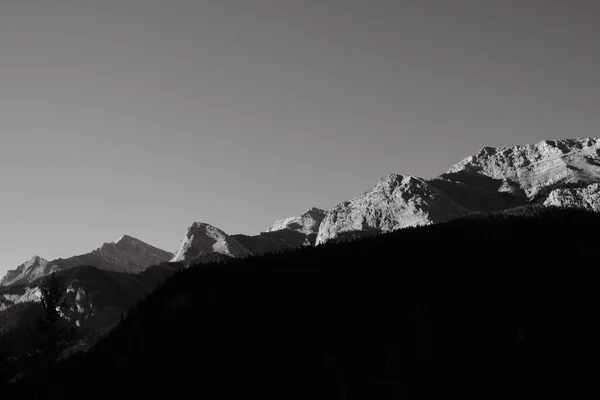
(544, 183), (600, 212)
(53, 235), (174, 274)
(171, 222), (252, 262)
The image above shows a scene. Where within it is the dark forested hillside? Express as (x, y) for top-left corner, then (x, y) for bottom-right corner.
(0, 261), (185, 384)
(22, 206), (600, 399)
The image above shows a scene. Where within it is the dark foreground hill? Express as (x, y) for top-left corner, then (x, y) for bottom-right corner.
(18, 206), (600, 399)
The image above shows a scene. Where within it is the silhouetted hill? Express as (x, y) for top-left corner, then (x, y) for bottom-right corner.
(23, 206), (600, 399)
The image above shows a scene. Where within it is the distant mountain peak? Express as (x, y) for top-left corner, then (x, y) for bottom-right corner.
(1, 256), (58, 286)
(1, 236), (173, 287)
(171, 222), (252, 263)
(316, 137), (600, 244)
(27, 255), (46, 264)
(267, 207), (327, 243)
(114, 234), (134, 243)
(447, 137), (600, 199)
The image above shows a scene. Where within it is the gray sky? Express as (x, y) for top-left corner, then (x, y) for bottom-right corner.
(1, 0), (599, 274)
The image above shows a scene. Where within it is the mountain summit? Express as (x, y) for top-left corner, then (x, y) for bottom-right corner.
(1, 235), (173, 286)
(0, 256), (59, 287)
(316, 174), (470, 244)
(447, 138), (600, 200)
(171, 222), (252, 263)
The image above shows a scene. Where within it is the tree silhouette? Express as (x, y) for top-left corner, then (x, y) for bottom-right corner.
(27, 273), (73, 382)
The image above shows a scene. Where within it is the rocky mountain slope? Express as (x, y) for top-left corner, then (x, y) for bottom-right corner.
(543, 182), (600, 211)
(174, 208), (328, 262)
(316, 175), (471, 244)
(267, 207), (326, 246)
(171, 223), (252, 262)
(0, 256), (59, 288)
(317, 138), (600, 243)
(447, 138), (600, 199)
(1, 235), (173, 287)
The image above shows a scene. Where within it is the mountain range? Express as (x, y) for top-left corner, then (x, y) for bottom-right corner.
(3, 137), (600, 286)
(0, 235), (174, 287)
(1, 137), (600, 361)
(1, 137), (600, 393)
(0, 138), (600, 286)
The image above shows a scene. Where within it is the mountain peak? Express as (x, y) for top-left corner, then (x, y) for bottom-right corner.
(267, 208), (327, 242)
(316, 172), (470, 244)
(0, 256), (58, 286)
(447, 137), (600, 198)
(190, 222), (215, 230)
(171, 222), (252, 263)
(114, 234), (134, 243)
(28, 255), (46, 264)
(1, 235), (173, 286)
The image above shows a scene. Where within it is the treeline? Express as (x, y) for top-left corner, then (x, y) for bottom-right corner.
(15, 205), (600, 398)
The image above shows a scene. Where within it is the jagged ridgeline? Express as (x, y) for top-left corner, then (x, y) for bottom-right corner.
(38, 205), (598, 399)
(2, 138), (600, 397)
(317, 138), (600, 243)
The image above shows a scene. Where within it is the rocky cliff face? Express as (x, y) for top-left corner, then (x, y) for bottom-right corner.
(448, 138), (600, 200)
(171, 222), (252, 262)
(316, 174), (471, 244)
(1, 236), (173, 287)
(544, 183), (600, 212)
(317, 138), (600, 244)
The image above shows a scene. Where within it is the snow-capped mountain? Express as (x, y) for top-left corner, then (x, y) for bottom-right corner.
(1, 235), (173, 287)
(171, 222), (252, 262)
(543, 183), (600, 212)
(317, 138), (600, 244)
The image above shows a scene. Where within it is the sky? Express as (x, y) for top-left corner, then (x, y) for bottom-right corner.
(1, 0), (600, 273)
